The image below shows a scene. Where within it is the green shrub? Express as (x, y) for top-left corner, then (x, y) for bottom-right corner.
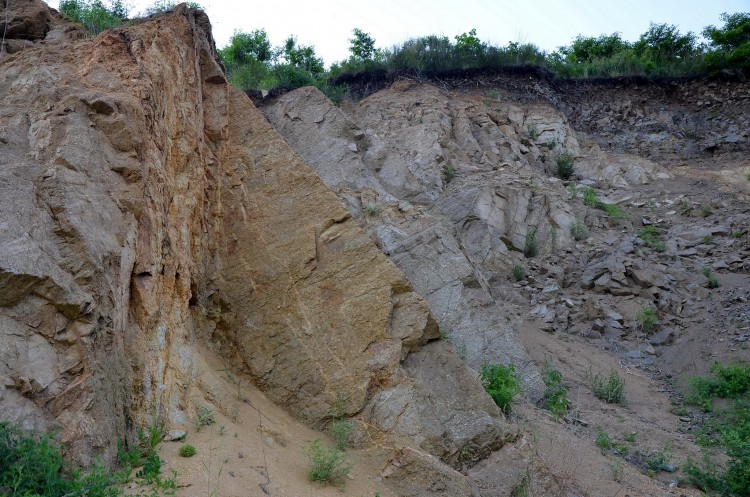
(178, 444), (196, 457)
(59, 0), (126, 36)
(636, 305), (659, 333)
(364, 204), (379, 216)
(555, 153), (575, 180)
(442, 163), (456, 184)
(331, 419), (353, 451)
(541, 362), (570, 418)
(0, 421), (122, 497)
(570, 219), (588, 241)
(684, 362), (750, 496)
(590, 369), (626, 405)
(523, 226), (539, 258)
(304, 439), (353, 486)
(596, 430), (612, 452)
(679, 200), (694, 216)
(526, 123), (539, 140)
(637, 226), (663, 250)
(194, 406), (216, 431)
(480, 363), (523, 414)
(582, 187), (599, 207)
(512, 265), (526, 282)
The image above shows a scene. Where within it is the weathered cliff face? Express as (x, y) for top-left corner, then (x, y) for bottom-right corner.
(261, 82), (670, 397)
(0, 1), (511, 480)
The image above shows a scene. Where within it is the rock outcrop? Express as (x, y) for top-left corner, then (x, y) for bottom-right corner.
(0, 1), (511, 483)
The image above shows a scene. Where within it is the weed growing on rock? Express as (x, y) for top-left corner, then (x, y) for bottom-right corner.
(480, 363), (522, 414)
(702, 265), (712, 277)
(589, 368), (626, 405)
(732, 230), (744, 238)
(509, 471), (530, 497)
(364, 203), (379, 216)
(708, 274), (720, 288)
(442, 163), (456, 184)
(524, 226), (539, 258)
(570, 219), (588, 241)
(637, 226), (666, 252)
(512, 264), (526, 282)
(567, 181), (578, 200)
(581, 187), (624, 219)
(555, 152), (574, 180)
(700, 204), (713, 217)
(526, 123), (539, 140)
(636, 305), (659, 333)
(679, 199), (694, 216)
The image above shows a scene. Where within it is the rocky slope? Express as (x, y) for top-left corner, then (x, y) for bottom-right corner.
(0, 2), (515, 492)
(3, 2), (750, 496)
(260, 67), (750, 496)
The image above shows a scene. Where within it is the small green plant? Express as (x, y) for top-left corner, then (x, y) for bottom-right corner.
(683, 362), (750, 495)
(596, 430), (612, 452)
(636, 305), (659, 333)
(331, 419), (353, 451)
(510, 471), (530, 497)
(480, 363), (523, 414)
(0, 421), (124, 497)
(580, 187), (624, 219)
(610, 459), (624, 482)
(708, 274), (720, 288)
(364, 203), (379, 216)
(700, 204), (713, 217)
(637, 226), (665, 251)
(589, 368), (626, 405)
(684, 129), (699, 140)
(570, 219), (588, 241)
(194, 407), (216, 431)
(526, 123), (539, 140)
(512, 264), (526, 282)
(624, 432), (637, 443)
(442, 163), (456, 184)
(523, 226), (539, 258)
(583, 187), (598, 207)
(567, 181), (578, 199)
(702, 265), (712, 277)
(304, 439), (353, 486)
(643, 449), (672, 473)
(732, 230), (744, 238)
(555, 152), (574, 180)
(541, 361), (570, 418)
(702, 234), (714, 244)
(679, 199), (694, 216)
(178, 444), (196, 457)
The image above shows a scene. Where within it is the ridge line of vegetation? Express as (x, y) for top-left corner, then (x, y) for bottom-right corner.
(221, 13), (750, 102)
(56, 2), (748, 102)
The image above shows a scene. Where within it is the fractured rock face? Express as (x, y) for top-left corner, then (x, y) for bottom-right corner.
(0, 1), (510, 479)
(262, 84), (592, 397)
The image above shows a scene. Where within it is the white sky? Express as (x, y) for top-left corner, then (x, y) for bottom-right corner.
(48, 0), (750, 66)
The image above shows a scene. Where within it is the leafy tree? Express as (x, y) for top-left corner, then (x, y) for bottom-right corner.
(454, 28), (485, 63)
(349, 28), (376, 61)
(703, 12), (750, 75)
(565, 33), (631, 63)
(281, 36), (324, 76)
(59, 0), (124, 35)
(634, 23), (698, 60)
(220, 29), (275, 67)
